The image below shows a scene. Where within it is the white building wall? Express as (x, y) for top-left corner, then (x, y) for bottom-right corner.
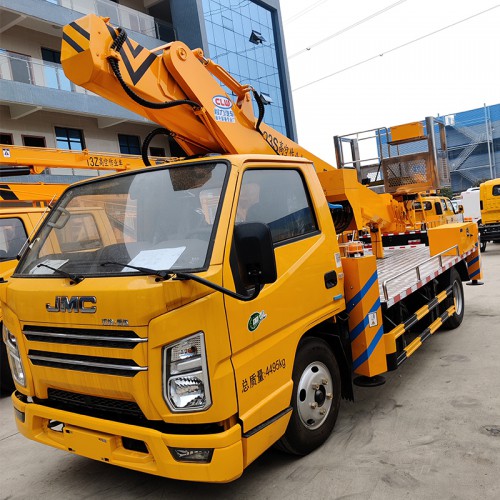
(0, 107), (171, 155)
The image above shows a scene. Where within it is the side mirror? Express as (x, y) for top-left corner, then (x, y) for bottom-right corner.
(234, 222), (277, 287)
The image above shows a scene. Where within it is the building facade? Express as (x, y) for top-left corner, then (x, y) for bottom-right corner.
(444, 104), (499, 193)
(0, 0), (296, 177)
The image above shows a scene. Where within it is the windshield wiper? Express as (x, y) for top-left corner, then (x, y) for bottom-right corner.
(101, 261), (173, 281)
(101, 263), (261, 301)
(36, 263), (85, 284)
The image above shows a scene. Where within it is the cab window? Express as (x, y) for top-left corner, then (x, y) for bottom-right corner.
(0, 217), (27, 260)
(237, 169), (317, 244)
(493, 185), (500, 196)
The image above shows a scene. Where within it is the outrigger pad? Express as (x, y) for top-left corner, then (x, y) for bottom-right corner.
(353, 375), (386, 387)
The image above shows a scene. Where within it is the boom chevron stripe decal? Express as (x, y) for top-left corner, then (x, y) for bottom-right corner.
(120, 49), (157, 86)
(120, 49), (156, 85)
(106, 23), (118, 40)
(125, 38), (144, 58)
(0, 184), (19, 200)
(105, 24), (156, 85)
(62, 33), (84, 54)
(69, 21), (90, 40)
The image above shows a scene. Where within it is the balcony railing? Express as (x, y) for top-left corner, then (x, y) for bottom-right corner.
(0, 50), (91, 95)
(44, 0), (176, 41)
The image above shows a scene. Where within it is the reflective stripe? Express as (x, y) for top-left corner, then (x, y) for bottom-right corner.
(470, 268), (481, 278)
(349, 298), (381, 341)
(346, 271), (378, 313)
(352, 325), (384, 370)
(467, 255), (479, 267)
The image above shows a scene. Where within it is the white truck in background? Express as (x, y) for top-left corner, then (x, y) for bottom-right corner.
(456, 187), (480, 223)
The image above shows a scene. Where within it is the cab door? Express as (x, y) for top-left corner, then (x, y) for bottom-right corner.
(222, 163), (345, 432)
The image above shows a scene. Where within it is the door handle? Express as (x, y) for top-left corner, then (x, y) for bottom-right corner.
(324, 270), (337, 289)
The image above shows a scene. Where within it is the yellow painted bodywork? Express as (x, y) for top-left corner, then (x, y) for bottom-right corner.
(0, 144), (167, 174)
(413, 195), (460, 228)
(480, 178), (500, 225)
(428, 222), (478, 256)
(390, 121), (425, 143)
(342, 255), (386, 377)
(11, 392), (245, 482)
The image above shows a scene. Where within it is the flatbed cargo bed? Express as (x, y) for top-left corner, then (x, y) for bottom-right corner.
(374, 246), (472, 308)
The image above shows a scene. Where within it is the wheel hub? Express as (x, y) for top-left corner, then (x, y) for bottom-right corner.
(315, 387), (326, 406)
(297, 361), (333, 430)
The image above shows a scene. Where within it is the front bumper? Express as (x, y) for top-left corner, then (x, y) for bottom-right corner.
(12, 391), (243, 483)
(479, 222), (500, 241)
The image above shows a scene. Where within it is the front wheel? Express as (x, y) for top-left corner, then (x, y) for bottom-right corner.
(275, 337), (341, 455)
(480, 239), (487, 252)
(441, 268), (464, 330)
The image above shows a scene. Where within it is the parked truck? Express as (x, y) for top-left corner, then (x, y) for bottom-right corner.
(0, 145), (168, 393)
(456, 187), (481, 223)
(478, 178), (500, 251)
(0, 186), (65, 394)
(0, 14), (483, 483)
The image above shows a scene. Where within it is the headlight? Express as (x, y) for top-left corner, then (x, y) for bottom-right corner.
(2, 323), (26, 387)
(163, 332), (211, 412)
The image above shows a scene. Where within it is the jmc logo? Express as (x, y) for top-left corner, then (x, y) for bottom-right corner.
(46, 296), (97, 313)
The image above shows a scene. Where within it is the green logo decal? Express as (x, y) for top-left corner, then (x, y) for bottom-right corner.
(248, 311), (267, 332)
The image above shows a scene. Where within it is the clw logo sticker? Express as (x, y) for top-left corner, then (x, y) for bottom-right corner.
(212, 95), (232, 109)
(248, 311), (267, 332)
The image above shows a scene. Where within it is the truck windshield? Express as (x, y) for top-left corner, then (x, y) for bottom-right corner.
(16, 162), (227, 277)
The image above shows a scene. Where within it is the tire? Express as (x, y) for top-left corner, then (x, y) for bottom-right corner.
(441, 268), (465, 330)
(480, 240), (487, 252)
(0, 336), (15, 395)
(275, 337), (341, 455)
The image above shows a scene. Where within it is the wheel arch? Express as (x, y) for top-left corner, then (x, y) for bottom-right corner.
(455, 260), (469, 283)
(300, 315), (354, 402)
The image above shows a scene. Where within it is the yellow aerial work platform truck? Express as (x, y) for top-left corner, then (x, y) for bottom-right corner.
(1, 14), (483, 483)
(0, 145), (168, 393)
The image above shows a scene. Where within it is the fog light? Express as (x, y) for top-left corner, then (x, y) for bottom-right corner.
(14, 407), (25, 423)
(2, 323), (26, 387)
(169, 447), (214, 463)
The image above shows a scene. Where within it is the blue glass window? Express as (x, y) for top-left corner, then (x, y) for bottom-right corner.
(55, 127), (85, 150)
(202, 0), (287, 136)
(118, 134), (141, 155)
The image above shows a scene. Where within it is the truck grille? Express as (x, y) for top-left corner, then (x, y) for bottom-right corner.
(23, 325), (145, 349)
(42, 389), (226, 434)
(47, 388), (144, 419)
(28, 350), (147, 377)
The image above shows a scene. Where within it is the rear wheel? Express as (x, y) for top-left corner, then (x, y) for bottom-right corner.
(275, 337), (341, 455)
(441, 268), (464, 330)
(480, 239), (487, 252)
